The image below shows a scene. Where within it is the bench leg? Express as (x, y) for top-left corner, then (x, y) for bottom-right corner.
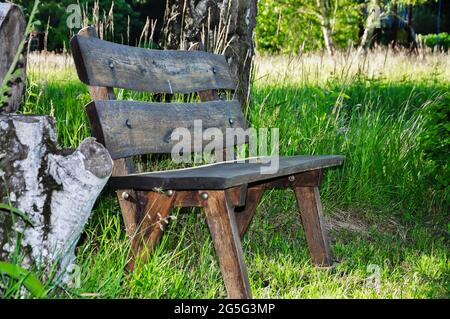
(293, 186), (333, 266)
(114, 158), (139, 239)
(203, 190), (252, 299)
(234, 185), (265, 239)
(128, 191), (174, 271)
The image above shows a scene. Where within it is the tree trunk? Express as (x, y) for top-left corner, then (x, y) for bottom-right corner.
(406, 3), (417, 52)
(161, 0), (258, 108)
(316, 0), (335, 55)
(358, 0), (380, 53)
(437, 0), (441, 34)
(0, 115), (113, 280)
(0, 3), (26, 114)
(392, 0), (398, 49)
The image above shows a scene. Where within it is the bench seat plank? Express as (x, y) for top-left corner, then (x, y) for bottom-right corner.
(109, 155), (344, 190)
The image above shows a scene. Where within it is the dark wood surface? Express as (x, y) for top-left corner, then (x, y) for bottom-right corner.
(71, 35), (235, 94)
(261, 169), (323, 188)
(128, 191), (175, 271)
(86, 99), (246, 159)
(71, 26), (343, 298)
(110, 155), (344, 190)
(234, 185), (265, 238)
(77, 27), (140, 241)
(203, 190), (252, 299)
(294, 186), (332, 266)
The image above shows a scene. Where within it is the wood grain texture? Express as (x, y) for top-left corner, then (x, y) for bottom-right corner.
(71, 26), (343, 293)
(86, 99), (246, 159)
(261, 169), (323, 188)
(70, 35), (235, 94)
(110, 155), (344, 190)
(294, 186), (332, 266)
(113, 159), (141, 238)
(77, 27), (140, 240)
(234, 170), (323, 238)
(198, 90), (220, 102)
(128, 191), (175, 271)
(226, 185), (248, 207)
(173, 187), (247, 208)
(203, 190), (252, 299)
(234, 185), (265, 239)
(173, 190), (203, 207)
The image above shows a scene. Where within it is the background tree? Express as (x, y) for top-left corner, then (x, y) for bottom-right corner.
(256, 0), (361, 54)
(161, 0), (258, 107)
(316, 0), (336, 55)
(9, 0), (449, 55)
(358, 0), (381, 51)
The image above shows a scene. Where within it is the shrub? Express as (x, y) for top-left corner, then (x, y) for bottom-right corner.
(420, 32), (450, 51)
(417, 94), (450, 205)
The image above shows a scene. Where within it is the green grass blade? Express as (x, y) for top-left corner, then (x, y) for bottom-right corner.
(0, 262), (47, 298)
(0, 203), (34, 226)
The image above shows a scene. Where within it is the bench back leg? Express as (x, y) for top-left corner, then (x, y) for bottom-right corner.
(128, 191), (175, 271)
(293, 186), (332, 266)
(77, 26), (142, 242)
(203, 190), (252, 299)
(234, 185), (265, 239)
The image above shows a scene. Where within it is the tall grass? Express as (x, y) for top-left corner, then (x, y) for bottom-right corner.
(13, 48), (449, 298)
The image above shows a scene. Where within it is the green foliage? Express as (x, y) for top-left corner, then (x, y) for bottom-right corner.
(417, 93), (450, 199)
(255, 0), (362, 54)
(420, 32), (450, 51)
(0, 262), (47, 298)
(11, 0), (139, 51)
(0, 204), (34, 225)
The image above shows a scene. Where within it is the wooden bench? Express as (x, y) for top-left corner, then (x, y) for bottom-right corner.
(71, 27), (344, 299)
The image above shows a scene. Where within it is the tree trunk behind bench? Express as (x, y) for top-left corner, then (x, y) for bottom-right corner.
(161, 0), (258, 108)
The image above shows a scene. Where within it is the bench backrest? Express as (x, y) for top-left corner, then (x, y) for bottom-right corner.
(70, 28), (246, 160)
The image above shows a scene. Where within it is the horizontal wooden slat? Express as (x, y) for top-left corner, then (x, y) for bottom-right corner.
(71, 35), (236, 94)
(109, 155), (345, 190)
(87, 100), (247, 159)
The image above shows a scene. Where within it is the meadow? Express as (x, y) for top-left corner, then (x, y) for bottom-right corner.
(8, 48), (449, 298)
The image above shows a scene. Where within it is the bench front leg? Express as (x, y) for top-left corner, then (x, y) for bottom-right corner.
(202, 190), (252, 299)
(293, 186), (332, 266)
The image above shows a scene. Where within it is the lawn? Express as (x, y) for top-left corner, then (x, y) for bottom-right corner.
(11, 48), (449, 298)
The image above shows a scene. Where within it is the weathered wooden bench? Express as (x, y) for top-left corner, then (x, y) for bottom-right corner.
(71, 27), (344, 299)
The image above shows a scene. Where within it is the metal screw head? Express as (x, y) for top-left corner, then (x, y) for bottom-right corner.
(122, 192), (130, 200)
(201, 192), (209, 200)
(288, 175), (295, 182)
(166, 190), (174, 196)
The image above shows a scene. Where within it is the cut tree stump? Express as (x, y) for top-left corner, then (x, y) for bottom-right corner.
(0, 3), (27, 113)
(0, 114), (113, 280)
